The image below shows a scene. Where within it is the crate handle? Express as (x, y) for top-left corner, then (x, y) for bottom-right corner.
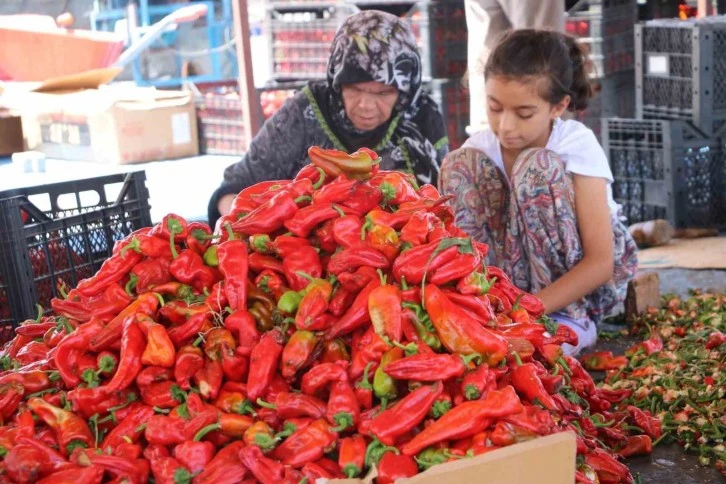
(16, 196), (52, 223)
(112, 172), (140, 206)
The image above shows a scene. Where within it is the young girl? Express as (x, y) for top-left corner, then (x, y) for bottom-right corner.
(439, 29), (638, 355)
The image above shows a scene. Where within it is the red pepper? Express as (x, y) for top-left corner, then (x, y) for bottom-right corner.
(271, 235), (311, 259)
(489, 421), (539, 446)
(399, 212), (438, 246)
(444, 292), (497, 325)
(456, 270), (496, 296)
(332, 215), (365, 249)
(383, 353), (480, 381)
(283, 245), (323, 291)
(301, 362), (349, 396)
(326, 279), (382, 339)
(377, 452), (418, 484)
(308, 146), (378, 179)
(363, 221), (401, 262)
(462, 364), (497, 400)
(339, 435), (366, 478)
(4, 438), (76, 483)
(580, 351), (628, 371)
(239, 443), (285, 483)
(340, 181), (383, 214)
(217, 239), (249, 311)
(329, 287), (356, 317)
(214, 382), (255, 416)
(349, 327), (388, 381)
(166, 344), (199, 390)
(129, 257), (173, 294)
(169, 250), (226, 292)
(73, 449), (150, 483)
(36, 466), (104, 484)
(627, 406), (662, 439)
(101, 404), (155, 453)
(368, 271), (402, 342)
(327, 246), (390, 275)
(173, 439), (215, 475)
(337, 265), (379, 292)
(248, 253), (285, 276)
(194, 358), (224, 400)
(140, 320), (175, 368)
(401, 386), (523, 455)
(705, 331), (726, 349)
(136, 367), (178, 408)
(424, 284), (508, 366)
(326, 379), (360, 431)
(585, 447), (633, 483)
(626, 335), (664, 356)
(488, 281), (546, 318)
(246, 329), (285, 401)
(75, 249), (143, 297)
(232, 189), (303, 234)
(366, 208), (415, 230)
(295, 278), (334, 330)
(321, 338), (350, 364)
(89, 292), (160, 352)
(370, 381), (443, 446)
(429, 251), (482, 286)
(284, 203), (343, 238)
(511, 361), (560, 411)
(564, 356), (597, 396)
(391, 238), (461, 284)
(373, 171), (419, 205)
(193, 440), (247, 483)
(100, 315), (145, 392)
(618, 435), (653, 458)
(28, 398), (94, 455)
(224, 310), (260, 357)
(257, 392), (327, 419)
(281, 330), (320, 380)
(272, 418), (338, 468)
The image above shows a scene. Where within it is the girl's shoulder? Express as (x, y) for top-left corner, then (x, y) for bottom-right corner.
(549, 119), (600, 149)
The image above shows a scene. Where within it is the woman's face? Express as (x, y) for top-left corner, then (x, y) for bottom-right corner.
(342, 81), (399, 131)
(485, 76), (569, 151)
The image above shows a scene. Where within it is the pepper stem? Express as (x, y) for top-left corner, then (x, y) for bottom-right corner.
(193, 423), (221, 441)
(34, 304), (43, 323)
(400, 276), (409, 290)
(332, 204), (345, 217)
(357, 362), (374, 390)
(460, 353), (482, 367)
(556, 357), (573, 375)
(256, 398), (277, 410)
(294, 195), (312, 204)
(224, 222), (236, 241)
(58, 282), (69, 300)
(392, 340), (418, 356)
(313, 167), (327, 189)
(512, 351), (523, 367)
(330, 412), (354, 432)
(125, 274), (138, 297)
(295, 271), (315, 282)
(169, 232), (179, 260)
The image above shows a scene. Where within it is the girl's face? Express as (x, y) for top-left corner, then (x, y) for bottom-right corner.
(485, 76), (570, 152)
(342, 81), (399, 131)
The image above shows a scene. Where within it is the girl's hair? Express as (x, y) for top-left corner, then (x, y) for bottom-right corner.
(484, 29), (594, 112)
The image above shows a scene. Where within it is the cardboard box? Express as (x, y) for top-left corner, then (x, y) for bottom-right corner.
(0, 109), (23, 156)
(1, 68), (199, 164)
(328, 432), (577, 484)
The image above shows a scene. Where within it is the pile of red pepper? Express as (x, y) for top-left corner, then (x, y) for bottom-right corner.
(0, 147), (655, 483)
(585, 292), (726, 476)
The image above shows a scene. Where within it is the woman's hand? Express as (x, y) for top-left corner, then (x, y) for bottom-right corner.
(534, 174), (614, 314)
(217, 194), (236, 217)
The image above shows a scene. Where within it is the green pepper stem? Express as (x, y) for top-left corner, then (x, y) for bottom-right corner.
(332, 204), (345, 217)
(313, 167), (327, 189)
(294, 195), (312, 204)
(193, 423), (221, 441)
(34, 304), (43, 323)
(256, 398), (277, 410)
(224, 223), (236, 241)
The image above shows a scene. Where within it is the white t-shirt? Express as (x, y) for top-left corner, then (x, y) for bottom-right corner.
(462, 119), (620, 216)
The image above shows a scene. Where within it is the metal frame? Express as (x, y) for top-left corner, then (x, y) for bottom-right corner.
(91, 0), (236, 87)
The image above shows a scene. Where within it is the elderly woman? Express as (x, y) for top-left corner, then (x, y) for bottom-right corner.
(208, 10), (449, 227)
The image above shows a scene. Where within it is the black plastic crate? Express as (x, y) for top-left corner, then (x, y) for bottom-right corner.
(576, 70), (635, 140)
(405, 0), (467, 79)
(602, 118), (724, 227)
(424, 79), (469, 150)
(567, 0), (637, 78)
(0, 173), (152, 327)
(635, 16), (726, 136)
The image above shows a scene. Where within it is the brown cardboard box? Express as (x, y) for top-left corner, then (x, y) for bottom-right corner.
(0, 109), (23, 156)
(1, 68), (199, 164)
(330, 432), (577, 484)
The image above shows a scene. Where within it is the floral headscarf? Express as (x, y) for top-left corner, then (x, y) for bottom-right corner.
(326, 9), (424, 127)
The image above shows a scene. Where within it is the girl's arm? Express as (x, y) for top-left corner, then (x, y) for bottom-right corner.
(534, 174), (614, 314)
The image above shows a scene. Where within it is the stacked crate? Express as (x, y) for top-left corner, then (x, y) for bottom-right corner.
(567, 0), (637, 141)
(264, 0), (470, 149)
(602, 15), (726, 227)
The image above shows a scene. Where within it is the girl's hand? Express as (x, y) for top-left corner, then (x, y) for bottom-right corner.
(535, 174), (614, 314)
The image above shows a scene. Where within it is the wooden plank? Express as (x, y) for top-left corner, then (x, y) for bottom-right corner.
(231, 0), (260, 146)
